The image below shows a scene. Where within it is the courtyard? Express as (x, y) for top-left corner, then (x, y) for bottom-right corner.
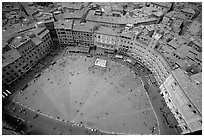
(13, 54), (159, 134)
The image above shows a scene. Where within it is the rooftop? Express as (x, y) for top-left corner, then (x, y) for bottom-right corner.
(59, 2), (85, 10)
(187, 18), (202, 36)
(31, 37), (42, 46)
(54, 19), (73, 30)
(72, 20), (96, 32)
(151, 2), (172, 8)
(5, 26), (49, 49)
(110, 4), (124, 12)
(165, 11), (186, 20)
(176, 44), (197, 59)
(9, 34), (30, 49)
(120, 30), (134, 38)
(87, 10), (158, 25)
(34, 13), (54, 23)
(190, 72), (202, 87)
(172, 68), (202, 114)
(167, 36), (188, 49)
(32, 27), (49, 39)
(2, 49), (21, 68)
(181, 8), (195, 14)
(62, 9), (86, 19)
(2, 23), (35, 48)
(95, 26), (122, 36)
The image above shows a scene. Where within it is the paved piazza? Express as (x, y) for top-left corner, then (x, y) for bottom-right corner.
(14, 55), (159, 134)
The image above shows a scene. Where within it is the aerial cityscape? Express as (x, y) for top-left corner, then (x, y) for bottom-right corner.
(2, 2), (202, 135)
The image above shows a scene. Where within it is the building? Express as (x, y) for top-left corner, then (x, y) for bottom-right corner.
(2, 49), (26, 85)
(54, 19), (74, 46)
(86, 10), (158, 28)
(158, 36), (203, 74)
(58, 2), (85, 12)
(185, 14), (202, 37)
(86, 10), (122, 28)
(32, 27), (53, 57)
(161, 11), (187, 34)
(62, 8), (89, 21)
(118, 29), (136, 55)
(94, 26), (121, 53)
(72, 20), (96, 47)
(8, 34), (41, 69)
(2, 26), (53, 87)
(149, 2), (172, 12)
(117, 27), (171, 86)
(66, 45), (90, 54)
(180, 8), (195, 20)
(34, 12), (58, 42)
(159, 68), (202, 134)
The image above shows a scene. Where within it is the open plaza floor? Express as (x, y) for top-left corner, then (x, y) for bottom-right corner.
(13, 54), (159, 134)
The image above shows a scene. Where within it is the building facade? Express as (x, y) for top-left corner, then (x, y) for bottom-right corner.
(94, 26), (120, 53)
(72, 20), (95, 47)
(2, 26), (53, 87)
(159, 68), (202, 134)
(55, 19), (74, 47)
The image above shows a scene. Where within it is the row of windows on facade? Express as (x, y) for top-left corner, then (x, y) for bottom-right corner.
(96, 39), (115, 45)
(59, 40), (92, 45)
(99, 22), (118, 28)
(58, 34), (93, 40)
(163, 87), (201, 131)
(3, 56), (38, 83)
(98, 43), (115, 49)
(57, 29), (150, 49)
(120, 38), (148, 49)
(21, 34), (51, 54)
(129, 51), (168, 83)
(42, 33), (51, 41)
(87, 20), (119, 28)
(57, 30), (92, 36)
(96, 34), (116, 40)
(21, 40), (51, 59)
(150, 3), (168, 10)
(3, 56), (36, 76)
(58, 35), (72, 39)
(130, 50), (167, 76)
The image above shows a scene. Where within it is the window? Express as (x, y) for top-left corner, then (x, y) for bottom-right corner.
(5, 78), (9, 82)
(6, 72), (10, 75)
(187, 104), (192, 108)
(192, 110), (197, 115)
